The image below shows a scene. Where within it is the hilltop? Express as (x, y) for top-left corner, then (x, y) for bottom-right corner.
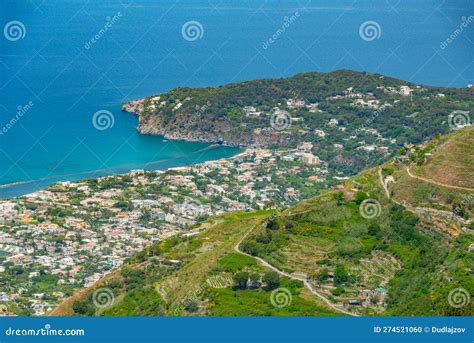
(407, 126), (474, 190)
(52, 127), (473, 317)
(123, 70), (473, 175)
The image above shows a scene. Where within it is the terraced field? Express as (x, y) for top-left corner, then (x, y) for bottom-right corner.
(411, 126), (474, 189)
(53, 127), (474, 317)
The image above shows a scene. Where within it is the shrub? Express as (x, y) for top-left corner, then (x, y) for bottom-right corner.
(233, 271), (249, 289)
(354, 191), (368, 205)
(262, 271), (280, 290)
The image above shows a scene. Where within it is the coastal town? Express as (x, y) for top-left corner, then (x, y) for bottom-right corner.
(1, 1), (473, 339)
(0, 147), (332, 316)
(1, 71), (471, 317)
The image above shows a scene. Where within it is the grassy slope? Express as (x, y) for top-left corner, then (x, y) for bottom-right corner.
(52, 211), (338, 316)
(238, 127), (473, 316)
(411, 126), (474, 189)
(392, 126), (474, 221)
(53, 128), (473, 317)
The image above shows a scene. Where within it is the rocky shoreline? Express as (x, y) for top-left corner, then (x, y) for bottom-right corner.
(122, 100), (274, 148)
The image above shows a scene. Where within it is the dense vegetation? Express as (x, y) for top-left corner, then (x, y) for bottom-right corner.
(63, 211), (339, 316)
(57, 86), (474, 318)
(238, 129), (473, 315)
(65, 175), (472, 317)
(136, 70), (474, 175)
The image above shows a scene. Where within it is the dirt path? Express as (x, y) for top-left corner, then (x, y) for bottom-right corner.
(234, 222), (358, 317)
(379, 167), (470, 228)
(406, 167), (474, 192)
(378, 167), (390, 200)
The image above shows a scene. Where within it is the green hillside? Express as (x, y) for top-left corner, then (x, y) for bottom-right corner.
(409, 126), (474, 189)
(52, 128), (474, 317)
(52, 211), (339, 316)
(125, 70), (474, 175)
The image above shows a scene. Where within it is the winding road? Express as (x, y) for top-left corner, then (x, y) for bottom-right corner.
(233, 164), (473, 316)
(234, 221), (358, 316)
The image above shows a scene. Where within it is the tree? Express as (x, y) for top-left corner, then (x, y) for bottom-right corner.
(226, 107), (243, 121)
(453, 203), (467, 219)
(334, 264), (349, 286)
(333, 191), (345, 206)
(72, 300), (90, 315)
(316, 268), (330, 283)
(256, 232), (272, 244)
(262, 271), (280, 290)
(233, 271), (249, 289)
(114, 201), (134, 211)
(354, 191), (368, 205)
(331, 285), (345, 296)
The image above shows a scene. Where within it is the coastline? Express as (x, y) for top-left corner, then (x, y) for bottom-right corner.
(122, 100), (265, 148)
(0, 180), (35, 189)
(39, 146), (251, 193)
(0, 96), (258, 198)
(0, 143), (242, 199)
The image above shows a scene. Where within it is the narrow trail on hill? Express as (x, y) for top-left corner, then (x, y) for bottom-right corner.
(234, 222), (358, 317)
(379, 167), (470, 228)
(378, 167), (391, 199)
(406, 167), (474, 192)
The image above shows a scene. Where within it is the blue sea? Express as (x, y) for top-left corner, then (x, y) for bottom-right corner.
(0, 0), (472, 197)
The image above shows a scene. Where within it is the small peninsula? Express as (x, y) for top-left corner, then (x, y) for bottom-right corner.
(123, 70), (473, 175)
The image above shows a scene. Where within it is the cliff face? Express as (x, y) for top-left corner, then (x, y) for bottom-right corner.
(122, 101), (287, 147)
(137, 113), (165, 135)
(123, 100), (172, 138)
(122, 99), (145, 115)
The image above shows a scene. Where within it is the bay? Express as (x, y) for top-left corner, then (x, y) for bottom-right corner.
(0, 0), (472, 197)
